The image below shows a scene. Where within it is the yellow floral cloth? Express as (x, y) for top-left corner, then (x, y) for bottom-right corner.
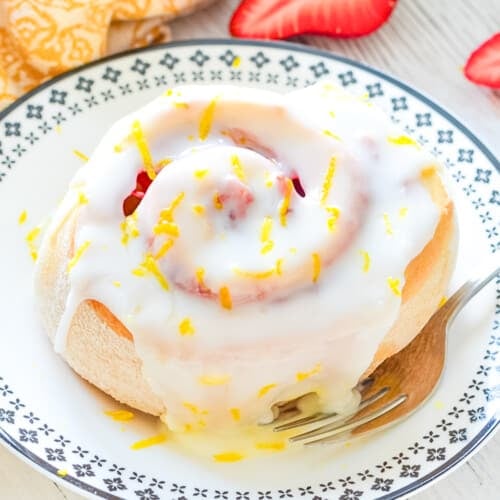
(0, 0), (212, 109)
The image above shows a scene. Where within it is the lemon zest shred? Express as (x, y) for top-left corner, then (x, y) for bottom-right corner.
(275, 258), (284, 276)
(67, 241), (91, 273)
(219, 286), (232, 310)
(159, 192), (185, 222)
(173, 101), (189, 109)
(25, 226), (41, 261)
(153, 191), (184, 237)
(229, 408), (241, 421)
(195, 267), (206, 287)
(113, 281), (121, 287)
(296, 363), (322, 382)
(153, 221), (179, 237)
(192, 204), (206, 216)
(323, 129), (342, 141)
(131, 120), (155, 180)
(434, 400), (445, 410)
(388, 135), (419, 147)
(260, 216), (273, 242)
(420, 165), (436, 180)
(255, 441), (286, 451)
(143, 254), (169, 290)
(104, 410), (134, 422)
(399, 207), (408, 218)
(113, 144), (123, 153)
(264, 170), (273, 188)
(320, 157), (337, 205)
(179, 317), (195, 336)
(312, 253), (321, 283)
(72, 149), (89, 162)
(232, 56), (241, 68)
(198, 374), (231, 386)
(326, 206), (341, 232)
(261, 241), (275, 257)
(132, 254), (169, 290)
(121, 213), (140, 245)
(387, 277), (402, 296)
(260, 216), (274, 254)
(233, 267), (275, 279)
(183, 402), (201, 414)
(231, 154), (246, 181)
(56, 469), (68, 477)
(156, 158), (172, 170)
(439, 296), (448, 307)
(213, 192), (224, 210)
(289, 247), (297, 255)
(18, 210), (27, 225)
(213, 452), (244, 463)
(130, 434), (167, 450)
(279, 178), (293, 226)
(199, 97), (218, 141)
(77, 191), (88, 205)
(194, 169), (209, 180)
(26, 226), (40, 242)
(258, 383), (277, 398)
(359, 250), (371, 272)
(155, 239), (174, 260)
(383, 213), (393, 235)
(128, 214), (139, 238)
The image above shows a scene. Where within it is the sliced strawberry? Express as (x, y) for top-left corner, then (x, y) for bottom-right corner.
(230, 0), (397, 39)
(464, 33), (500, 89)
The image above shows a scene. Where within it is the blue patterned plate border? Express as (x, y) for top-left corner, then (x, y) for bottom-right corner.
(0, 39), (498, 500)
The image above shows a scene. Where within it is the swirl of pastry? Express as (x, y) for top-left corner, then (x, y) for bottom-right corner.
(133, 144), (366, 305)
(35, 84), (455, 437)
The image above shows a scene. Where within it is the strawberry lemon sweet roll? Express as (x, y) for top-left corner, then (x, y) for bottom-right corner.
(35, 83), (456, 437)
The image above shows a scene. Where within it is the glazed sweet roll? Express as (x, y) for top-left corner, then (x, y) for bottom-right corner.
(35, 83), (456, 434)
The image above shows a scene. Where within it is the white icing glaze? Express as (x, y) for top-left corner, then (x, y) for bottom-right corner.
(48, 83), (441, 433)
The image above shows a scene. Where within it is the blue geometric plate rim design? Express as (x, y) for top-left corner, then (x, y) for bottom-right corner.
(0, 38), (498, 500)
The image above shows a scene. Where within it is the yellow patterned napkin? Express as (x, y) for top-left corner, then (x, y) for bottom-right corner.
(0, 0), (213, 109)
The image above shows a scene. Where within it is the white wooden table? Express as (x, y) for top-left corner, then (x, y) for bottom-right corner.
(1, 0), (498, 498)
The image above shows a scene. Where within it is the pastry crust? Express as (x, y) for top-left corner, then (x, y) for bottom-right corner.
(35, 170), (455, 417)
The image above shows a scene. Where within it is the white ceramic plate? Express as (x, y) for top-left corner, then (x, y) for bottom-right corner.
(0, 40), (498, 500)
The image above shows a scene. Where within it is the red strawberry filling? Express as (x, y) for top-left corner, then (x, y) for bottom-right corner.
(291, 175), (306, 197)
(218, 178), (255, 221)
(123, 170), (154, 216)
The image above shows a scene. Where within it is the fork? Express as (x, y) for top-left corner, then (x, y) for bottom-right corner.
(271, 266), (499, 445)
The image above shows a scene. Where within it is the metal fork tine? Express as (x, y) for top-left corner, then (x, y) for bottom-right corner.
(277, 267), (498, 447)
(274, 379), (381, 431)
(286, 387), (391, 439)
(302, 394), (408, 445)
(275, 386), (390, 432)
(274, 412), (334, 432)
